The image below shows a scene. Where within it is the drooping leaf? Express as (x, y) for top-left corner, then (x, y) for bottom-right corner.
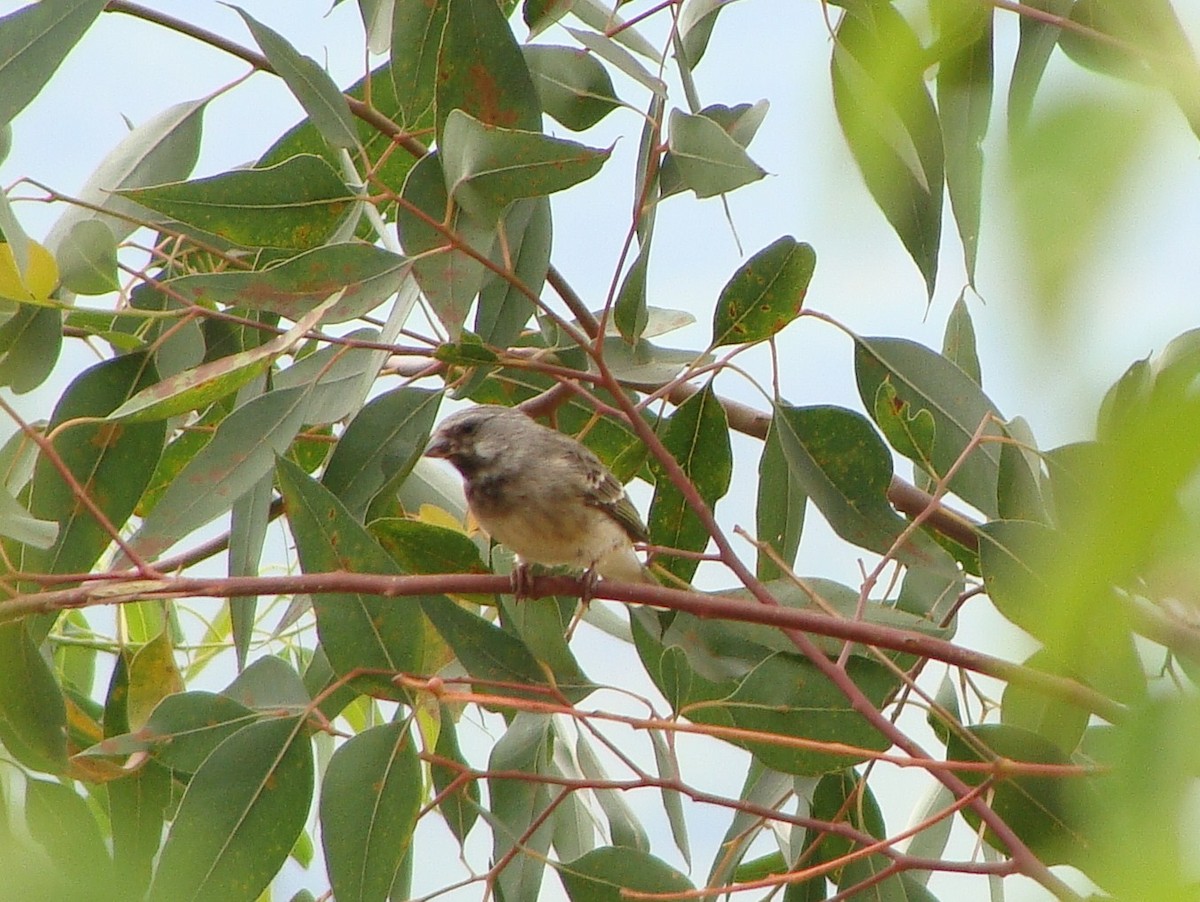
(1007, 0), (1072, 135)
(147, 717), (314, 902)
(277, 456), (427, 696)
(0, 305), (61, 393)
(854, 336), (1004, 517)
(322, 386), (442, 519)
(648, 383), (732, 583)
(771, 402), (955, 571)
(0, 0), (108, 130)
(559, 846), (694, 901)
(55, 220), (118, 295)
(831, 5), (943, 297)
(486, 715), (557, 899)
(614, 240), (650, 344)
(389, 0), (446, 126)
(320, 721), (420, 902)
(711, 236), (814, 347)
(436, 0), (541, 141)
(236, 8), (358, 151)
(121, 155), (355, 252)
(474, 197), (550, 348)
(396, 151), (495, 338)
(0, 621), (68, 773)
(23, 353), (164, 576)
(755, 415), (806, 581)
(565, 26), (666, 97)
(934, 1), (992, 284)
(523, 44), (621, 131)
(946, 723), (1089, 866)
(430, 706), (481, 843)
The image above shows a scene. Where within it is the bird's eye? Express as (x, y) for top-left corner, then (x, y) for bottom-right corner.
(456, 420), (479, 437)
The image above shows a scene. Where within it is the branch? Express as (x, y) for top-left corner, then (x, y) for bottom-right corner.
(2, 570), (1122, 722)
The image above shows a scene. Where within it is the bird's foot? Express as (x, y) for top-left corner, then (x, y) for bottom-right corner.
(511, 562), (534, 600)
(579, 567), (599, 606)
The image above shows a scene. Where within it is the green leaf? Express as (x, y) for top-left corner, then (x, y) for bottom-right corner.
(997, 416), (1048, 523)
(109, 760), (171, 898)
(0, 305), (60, 393)
(436, 0), (541, 142)
(44, 99), (207, 252)
(419, 594), (578, 701)
(772, 402), (954, 570)
(167, 242), (408, 324)
(648, 383), (732, 583)
(320, 721), (420, 902)
(260, 60), (426, 200)
(676, 0), (735, 69)
(808, 769), (886, 868)
(143, 690), (259, 774)
(148, 716), (314, 902)
(559, 846), (694, 900)
(236, 8), (358, 151)
(711, 236), (814, 348)
(0, 0), (108, 130)
(718, 653), (896, 775)
(55, 220), (118, 295)
(277, 456), (427, 695)
(373, 519), (489, 578)
(26, 777), (113, 890)
(934, 2), (992, 284)
(108, 291), (340, 424)
(941, 295), (981, 385)
(666, 108), (766, 199)
(565, 26), (666, 97)
(430, 706), (481, 843)
(443, 110), (610, 224)
(873, 379), (936, 474)
(24, 353), (164, 576)
(396, 151), (495, 338)
(0, 486), (56, 549)
(489, 714), (555, 901)
(390, 0), (446, 126)
(755, 416), (806, 581)
(1000, 650), (1089, 754)
(474, 197), (549, 348)
(614, 241), (650, 344)
(523, 44), (621, 131)
(0, 621), (67, 773)
(322, 386), (441, 518)
(978, 518), (1144, 702)
(946, 723), (1089, 866)
(831, 5), (943, 297)
(1007, 0), (1072, 135)
(121, 154), (355, 252)
(854, 336), (1004, 517)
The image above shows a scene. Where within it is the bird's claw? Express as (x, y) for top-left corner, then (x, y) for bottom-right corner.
(511, 562), (533, 600)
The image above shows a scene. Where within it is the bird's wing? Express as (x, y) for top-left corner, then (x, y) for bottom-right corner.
(572, 446), (650, 543)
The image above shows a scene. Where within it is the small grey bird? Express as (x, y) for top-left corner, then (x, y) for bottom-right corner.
(425, 404), (654, 586)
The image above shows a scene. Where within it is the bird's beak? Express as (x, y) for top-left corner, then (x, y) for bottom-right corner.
(424, 433), (452, 458)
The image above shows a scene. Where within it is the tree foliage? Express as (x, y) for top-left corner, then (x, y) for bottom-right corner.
(0, 0), (1198, 899)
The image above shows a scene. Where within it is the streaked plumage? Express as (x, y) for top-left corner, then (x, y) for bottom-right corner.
(425, 404), (653, 584)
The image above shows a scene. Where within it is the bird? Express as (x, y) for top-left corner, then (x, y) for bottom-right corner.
(424, 404), (655, 590)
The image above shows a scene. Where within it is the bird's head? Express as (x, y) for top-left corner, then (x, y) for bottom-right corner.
(425, 405), (530, 477)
